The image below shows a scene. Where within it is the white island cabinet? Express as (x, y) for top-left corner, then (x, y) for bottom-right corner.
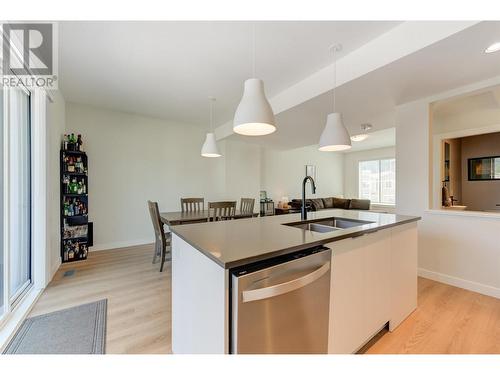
(170, 209), (420, 354)
(327, 222), (418, 353)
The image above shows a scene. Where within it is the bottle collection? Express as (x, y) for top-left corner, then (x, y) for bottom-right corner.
(63, 224), (88, 240)
(61, 133), (90, 263)
(63, 240), (88, 261)
(63, 197), (87, 217)
(62, 133), (84, 152)
(62, 175), (87, 195)
(63, 155), (86, 173)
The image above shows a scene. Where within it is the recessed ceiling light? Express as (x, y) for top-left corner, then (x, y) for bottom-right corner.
(350, 133), (369, 142)
(350, 123), (372, 142)
(485, 42), (500, 54)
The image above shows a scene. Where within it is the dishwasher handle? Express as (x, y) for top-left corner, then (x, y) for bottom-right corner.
(241, 261), (330, 303)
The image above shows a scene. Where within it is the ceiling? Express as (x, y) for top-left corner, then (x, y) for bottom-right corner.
(432, 85), (500, 118)
(59, 21), (500, 152)
(58, 21), (401, 127)
(230, 21), (500, 150)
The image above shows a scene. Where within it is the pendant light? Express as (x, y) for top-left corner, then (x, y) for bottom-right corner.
(351, 123), (373, 142)
(233, 23), (276, 136)
(201, 96), (222, 158)
(318, 44), (352, 152)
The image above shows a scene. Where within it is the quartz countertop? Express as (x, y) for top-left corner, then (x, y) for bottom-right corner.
(170, 208), (420, 269)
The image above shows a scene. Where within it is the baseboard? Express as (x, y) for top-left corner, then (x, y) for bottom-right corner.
(90, 238), (153, 252)
(49, 258), (61, 282)
(418, 268), (500, 299)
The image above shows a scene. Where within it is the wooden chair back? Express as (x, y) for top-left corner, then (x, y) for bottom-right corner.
(208, 201), (237, 221)
(240, 198), (255, 216)
(181, 197), (204, 212)
(148, 200), (166, 245)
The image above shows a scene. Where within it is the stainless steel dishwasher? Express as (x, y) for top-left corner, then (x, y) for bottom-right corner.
(231, 246), (331, 354)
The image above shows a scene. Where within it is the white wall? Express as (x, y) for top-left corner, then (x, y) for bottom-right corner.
(222, 139), (262, 205)
(261, 144), (344, 203)
(46, 90), (66, 277)
(397, 97), (500, 299)
(63, 101), (346, 252)
(433, 102), (500, 135)
(343, 147), (395, 200)
(65, 102), (226, 250)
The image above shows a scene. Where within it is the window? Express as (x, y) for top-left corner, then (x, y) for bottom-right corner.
(359, 158), (396, 205)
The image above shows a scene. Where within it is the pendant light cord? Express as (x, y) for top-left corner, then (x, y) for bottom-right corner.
(209, 97), (216, 132)
(332, 45), (336, 112)
(252, 23), (256, 78)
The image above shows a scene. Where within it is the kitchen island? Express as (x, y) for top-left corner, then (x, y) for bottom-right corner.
(170, 209), (420, 354)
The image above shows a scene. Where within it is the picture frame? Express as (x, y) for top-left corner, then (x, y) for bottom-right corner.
(259, 190), (268, 201)
(468, 156), (500, 181)
(305, 165), (316, 181)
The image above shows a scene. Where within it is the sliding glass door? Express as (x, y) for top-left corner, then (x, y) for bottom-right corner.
(0, 85), (33, 321)
(8, 87), (32, 304)
(0, 89), (4, 319)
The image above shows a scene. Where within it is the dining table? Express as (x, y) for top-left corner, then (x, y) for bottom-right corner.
(160, 210), (259, 226)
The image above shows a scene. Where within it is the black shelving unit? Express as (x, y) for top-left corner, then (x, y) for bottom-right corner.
(60, 148), (92, 263)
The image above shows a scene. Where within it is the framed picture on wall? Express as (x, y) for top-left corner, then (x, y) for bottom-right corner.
(305, 165), (316, 181)
(259, 190), (268, 201)
(468, 156), (500, 180)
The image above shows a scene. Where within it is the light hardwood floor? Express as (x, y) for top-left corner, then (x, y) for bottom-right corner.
(366, 276), (500, 354)
(30, 244), (171, 354)
(30, 245), (500, 354)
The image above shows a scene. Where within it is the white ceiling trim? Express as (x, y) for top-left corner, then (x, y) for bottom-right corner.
(215, 20), (479, 140)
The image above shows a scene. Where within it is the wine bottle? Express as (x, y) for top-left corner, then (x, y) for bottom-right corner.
(67, 156), (75, 172)
(63, 175), (69, 193)
(77, 134), (83, 152)
(70, 178), (78, 193)
(75, 157), (79, 172)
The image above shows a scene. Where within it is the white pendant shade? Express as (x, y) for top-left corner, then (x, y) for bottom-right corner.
(233, 78), (276, 136)
(201, 133), (221, 158)
(318, 113), (352, 152)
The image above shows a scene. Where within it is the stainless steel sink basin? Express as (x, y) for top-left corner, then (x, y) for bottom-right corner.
(288, 222), (340, 233)
(284, 217), (375, 233)
(313, 218), (374, 229)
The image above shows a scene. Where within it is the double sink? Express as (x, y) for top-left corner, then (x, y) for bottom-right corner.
(283, 217), (375, 233)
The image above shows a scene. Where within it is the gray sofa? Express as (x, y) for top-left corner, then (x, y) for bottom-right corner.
(289, 197), (371, 211)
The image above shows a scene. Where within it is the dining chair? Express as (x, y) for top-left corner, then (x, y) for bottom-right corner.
(148, 200), (171, 272)
(240, 198), (255, 217)
(181, 197), (204, 212)
(208, 201), (237, 221)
